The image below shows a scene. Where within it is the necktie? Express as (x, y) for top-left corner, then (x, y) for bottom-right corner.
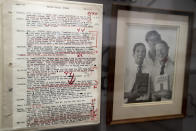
(128, 65), (142, 102)
(160, 64), (165, 91)
(160, 64), (165, 75)
(137, 65), (142, 74)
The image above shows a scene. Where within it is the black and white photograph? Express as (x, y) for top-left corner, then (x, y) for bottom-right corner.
(107, 5), (193, 125)
(124, 25), (177, 103)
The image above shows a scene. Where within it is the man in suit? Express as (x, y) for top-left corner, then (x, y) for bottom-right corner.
(152, 40), (174, 101)
(124, 43), (151, 103)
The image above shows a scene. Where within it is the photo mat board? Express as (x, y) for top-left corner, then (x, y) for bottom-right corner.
(107, 5), (194, 125)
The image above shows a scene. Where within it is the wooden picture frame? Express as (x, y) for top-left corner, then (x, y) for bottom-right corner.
(107, 5), (194, 125)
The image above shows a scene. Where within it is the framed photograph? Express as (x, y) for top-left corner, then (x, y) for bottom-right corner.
(107, 5), (194, 125)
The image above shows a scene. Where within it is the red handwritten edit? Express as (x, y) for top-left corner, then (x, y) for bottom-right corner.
(93, 80), (98, 89)
(90, 99), (97, 120)
(68, 72), (76, 85)
(77, 52), (83, 57)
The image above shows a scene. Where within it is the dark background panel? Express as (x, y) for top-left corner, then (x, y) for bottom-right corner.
(47, 0), (196, 131)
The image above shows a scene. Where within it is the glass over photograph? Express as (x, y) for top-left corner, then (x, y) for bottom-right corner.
(124, 25), (177, 103)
